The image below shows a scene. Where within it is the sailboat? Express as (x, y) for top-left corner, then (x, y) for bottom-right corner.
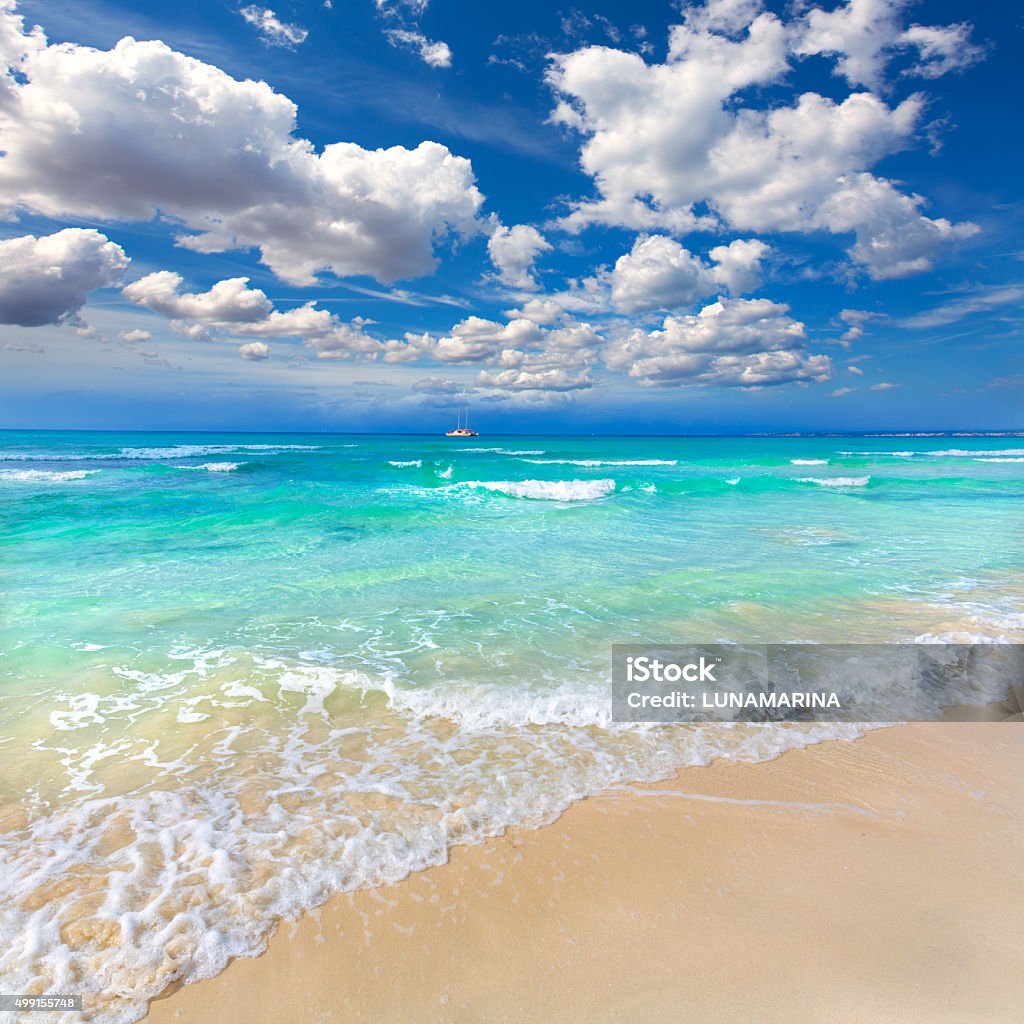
(445, 408), (479, 437)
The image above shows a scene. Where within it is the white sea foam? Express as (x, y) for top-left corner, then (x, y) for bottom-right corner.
(0, 469), (99, 482)
(929, 448), (1024, 458)
(456, 448), (546, 455)
(790, 459), (828, 465)
(975, 457), (1024, 463)
(437, 465), (453, 479)
(840, 449), (1024, 458)
(460, 479), (616, 501)
(177, 462), (241, 472)
(725, 477), (740, 485)
(388, 460), (422, 468)
(8, 630), (1019, 1024)
(796, 476), (870, 487)
(0, 444), (319, 462)
(519, 458), (678, 466)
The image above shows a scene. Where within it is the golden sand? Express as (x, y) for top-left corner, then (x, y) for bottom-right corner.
(146, 722), (1023, 1024)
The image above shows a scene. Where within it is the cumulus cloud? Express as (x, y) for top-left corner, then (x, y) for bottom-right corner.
(604, 297), (831, 387)
(0, 228), (129, 326)
(523, 235), (770, 317)
(239, 6), (308, 48)
(793, 0), (983, 90)
(124, 270), (383, 359)
(119, 329), (151, 344)
(0, 10), (483, 284)
(607, 235), (769, 313)
(384, 314), (601, 394)
(487, 224), (552, 290)
(502, 297), (567, 325)
(123, 272), (273, 323)
(384, 29), (452, 68)
(239, 341), (270, 360)
(547, 0), (979, 279)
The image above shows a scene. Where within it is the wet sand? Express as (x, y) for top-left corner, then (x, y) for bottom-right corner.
(146, 721), (1023, 1024)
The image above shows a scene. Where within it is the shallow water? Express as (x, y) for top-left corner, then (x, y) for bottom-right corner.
(2, 430), (1022, 1022)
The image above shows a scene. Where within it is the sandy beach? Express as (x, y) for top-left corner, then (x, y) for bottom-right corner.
(146, 719), (1023, 1024)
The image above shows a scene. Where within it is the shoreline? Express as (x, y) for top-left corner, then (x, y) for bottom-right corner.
(145, 716), (1023, 1024)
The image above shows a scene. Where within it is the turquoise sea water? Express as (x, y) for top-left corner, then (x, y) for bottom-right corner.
(2, 430), (1023, 1021)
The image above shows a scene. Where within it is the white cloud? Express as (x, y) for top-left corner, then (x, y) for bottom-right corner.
(0, 228), (129, 326)
(607, 235), (769, 313)
(475, 366), (594, 391)
(899, 23), (984, 80)
(123, 272), (273, 322)
(119, 329), (151, 344)
(384, 314), (602, 395)
(239, 341), (270, 360)
(520, 235), (769, 317)
(869, 380), (900, 390)
(547, 0), (979, 279)
(794, 0), (983, 90)
(376, 0), (430, 16)
(124, 270), (384, 359)
(502, 297), (567, 325)
(900, 286), (1024, 330)
(604, 296), (831, 387)
(487, 224), (552, 290)
(384, 29), (452, 68)
(239, 6), (308, 48)
(831, 386), (855, 397)
(0, 12), (483, 284)
(386, 315), (545, 364)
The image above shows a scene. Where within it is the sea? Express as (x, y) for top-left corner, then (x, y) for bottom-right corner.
(2, 430), (1023, 1022)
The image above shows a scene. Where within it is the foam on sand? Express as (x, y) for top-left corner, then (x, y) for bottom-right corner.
(459, 479), (616, 501)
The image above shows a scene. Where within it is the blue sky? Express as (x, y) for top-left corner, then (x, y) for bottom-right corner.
(0, 0), (1021, 432)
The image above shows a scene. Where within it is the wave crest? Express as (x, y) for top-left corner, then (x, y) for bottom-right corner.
(460, 479), (616, 501)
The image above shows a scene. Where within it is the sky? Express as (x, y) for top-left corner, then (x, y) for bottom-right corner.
(0, 0), (1021, 433)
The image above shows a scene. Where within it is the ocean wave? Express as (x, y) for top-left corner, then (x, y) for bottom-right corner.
(975, 457), (1024, 463)
(388, 460), (422, 468)
(0, 444), (320, 462)
(839, 448), (1024, 458)
(459, 479), (616, 501)
(519, 458), (678, 466)
(456, 448), (546, 455)
(0, 469), (99, 482)
(176, 462), (241, 472)
(437, 465), (453, 479)
(790, 459), (828, 465)
(796, 476), (870, 487)
(929, 449), (1024, 458)
(725, 477), (740, 485)
(838, 450), (914, 457)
